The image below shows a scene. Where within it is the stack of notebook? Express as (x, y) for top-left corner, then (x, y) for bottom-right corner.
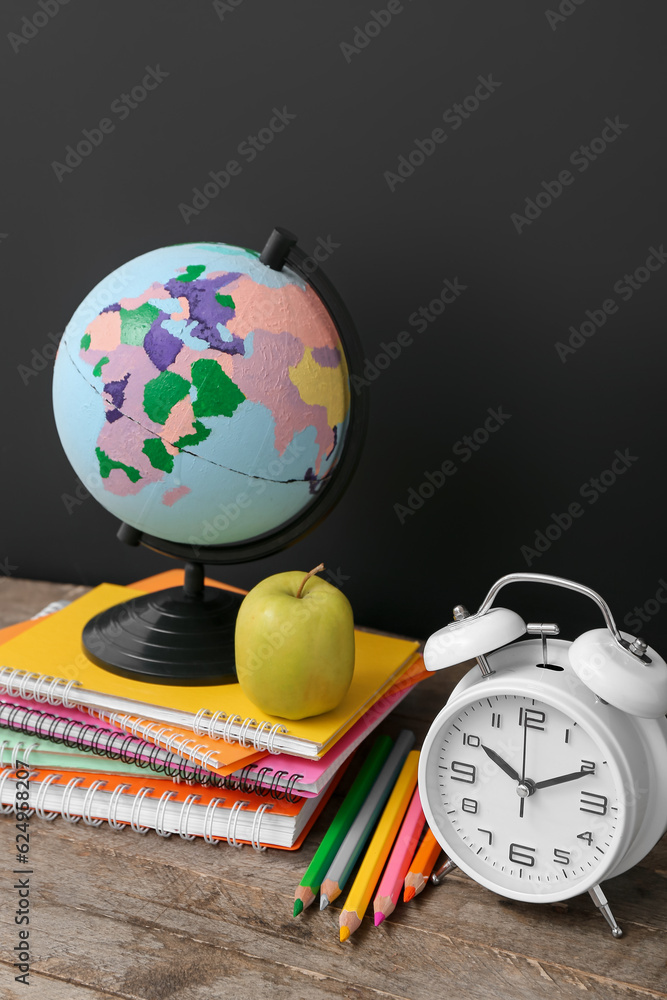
(0, 571), (426, 850)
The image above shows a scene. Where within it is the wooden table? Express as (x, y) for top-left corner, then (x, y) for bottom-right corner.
(1, 579), (666, 1000)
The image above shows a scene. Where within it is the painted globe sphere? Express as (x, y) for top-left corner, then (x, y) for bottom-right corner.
(53, 243), (351, 548)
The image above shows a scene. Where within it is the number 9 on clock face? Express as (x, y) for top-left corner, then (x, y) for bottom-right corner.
(419, 690), (628, 901)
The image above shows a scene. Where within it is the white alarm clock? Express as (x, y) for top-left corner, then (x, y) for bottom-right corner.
(418, 572), (667, 937)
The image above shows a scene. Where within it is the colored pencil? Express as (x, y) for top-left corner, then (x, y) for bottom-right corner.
(319, 730), (415, 910)
(373, 788), (425, 925)
(339, 750), (420, 941)
(293, 734), (394, 916)
(403, 828), (442, 902)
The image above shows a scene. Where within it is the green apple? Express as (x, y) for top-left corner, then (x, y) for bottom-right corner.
(235, 564), (355, 720)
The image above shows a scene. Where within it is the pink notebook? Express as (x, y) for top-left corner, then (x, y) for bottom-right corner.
(0, 697), (237, 784)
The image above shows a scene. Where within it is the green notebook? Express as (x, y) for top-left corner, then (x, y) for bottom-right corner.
(0, 729), (153, 778)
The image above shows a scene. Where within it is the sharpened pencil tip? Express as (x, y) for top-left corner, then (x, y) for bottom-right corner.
(320, 895), (329, 911)
(339, 925), (350, 942)
(404, 886), (415, 902)
(374, 912), (384, 927)
(293, 898), (303, 917)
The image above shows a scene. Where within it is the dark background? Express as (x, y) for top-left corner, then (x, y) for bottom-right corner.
(2, 0), (665, 648)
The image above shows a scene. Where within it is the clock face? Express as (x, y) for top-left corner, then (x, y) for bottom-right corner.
(420, 692), (627, 900)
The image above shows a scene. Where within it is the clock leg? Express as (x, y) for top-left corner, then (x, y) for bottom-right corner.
(589, 884), (623, 938)
(430, 859), (458, 885)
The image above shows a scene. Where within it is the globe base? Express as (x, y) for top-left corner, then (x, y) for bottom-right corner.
(82, 582), (243, 684)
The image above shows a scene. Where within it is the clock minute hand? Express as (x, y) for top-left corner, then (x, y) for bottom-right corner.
(534, 770), (589, 790)
(482, 744), (520, 782)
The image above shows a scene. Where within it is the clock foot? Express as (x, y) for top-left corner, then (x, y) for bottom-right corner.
(430, 859), (458, 886)
(589, 884), (623, 938)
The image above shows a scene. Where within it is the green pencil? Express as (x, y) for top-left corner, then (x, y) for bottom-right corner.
(293, 734), (394, 916)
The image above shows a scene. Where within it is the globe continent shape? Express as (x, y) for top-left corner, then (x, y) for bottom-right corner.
(53, 243), (351, 547)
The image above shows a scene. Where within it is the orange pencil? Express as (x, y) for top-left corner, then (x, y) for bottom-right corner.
(403, 828), (442, 902)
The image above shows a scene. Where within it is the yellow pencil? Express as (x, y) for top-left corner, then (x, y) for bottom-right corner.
(339, 750), (420, 942)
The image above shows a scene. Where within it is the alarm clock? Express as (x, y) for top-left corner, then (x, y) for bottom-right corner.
(418, 572), (667, 937)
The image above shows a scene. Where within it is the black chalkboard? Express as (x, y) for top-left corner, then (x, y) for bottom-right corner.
(3, 0), (666, 648)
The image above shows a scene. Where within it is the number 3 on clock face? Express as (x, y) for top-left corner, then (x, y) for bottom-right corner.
(419, 693), (627, 901)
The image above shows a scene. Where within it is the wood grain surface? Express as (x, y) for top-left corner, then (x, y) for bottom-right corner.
(0, 580), (666, 1000)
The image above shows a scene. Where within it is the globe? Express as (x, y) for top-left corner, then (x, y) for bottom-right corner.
(51, 231), (365, 683)
(53, 240), (353, 551)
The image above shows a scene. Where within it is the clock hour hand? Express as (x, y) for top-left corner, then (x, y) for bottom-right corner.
(534, 770), (588, 790)
(482, 744), (520, 782)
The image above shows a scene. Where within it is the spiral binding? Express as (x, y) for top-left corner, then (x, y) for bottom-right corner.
(193, 708), (213, 736)
(198, 747), (221, 772)
(155, 790), (177, 837)
(0, 700), (233, 787)
(252, 720), (271, 750)
(0, 668), (84, 710)
(82, 780), (107, 826)
(99, 718), (299, 798)
(223, 762), (304, 803)
(252, 765), (273, 797)
(104, 712), (224, 772)
(130, 786), (154, 834)
(0, 770), (279, 849)
(177, 793), (201, 840)
(283, 772), (304, 803)
(0, 738), (39, 769)
(267, 723), (288, 754)
(237, 717), (257, 748)
(0, 699), (305, 801)
(61, 776), (84, 823)
(108, 783), (131, 830)
(31, 674), (54, 704)
(0, 767), (16, 814)
(181, 793), (271, 849)
(192, 706), (289, 752)
(0, 670), (294, 757)
(222, 714), (242, 743)
(0, 700), (300, 804)
(203, 797), (225, 844)
(225, 800), (247, 847)
(251, 803), (273, 852)
(60, 679), (81, 709)
(33, 773), (61, 821)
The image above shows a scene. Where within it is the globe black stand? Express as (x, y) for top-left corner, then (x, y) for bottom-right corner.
(82, 552), (244, 684)
(81, 227), (368, 685)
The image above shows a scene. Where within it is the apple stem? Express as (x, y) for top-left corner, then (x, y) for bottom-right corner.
(296, 563), (325, 599)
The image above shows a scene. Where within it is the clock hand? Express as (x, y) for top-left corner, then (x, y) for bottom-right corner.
(519, 714), (529, 817)
(534, 770), (589, 790)
(520, 717), (528, 783)
(481, 744), (520, 782)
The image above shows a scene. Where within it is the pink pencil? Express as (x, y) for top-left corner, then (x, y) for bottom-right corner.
(373, 788), (425, 926)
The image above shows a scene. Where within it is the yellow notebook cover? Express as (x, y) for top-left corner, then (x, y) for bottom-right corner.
(0, 584), (420, 759)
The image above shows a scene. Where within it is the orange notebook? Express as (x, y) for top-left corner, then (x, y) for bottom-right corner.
(90, 707), (264, 775)
(1, 760), (348, 850)
(130, 569), (247, 596)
